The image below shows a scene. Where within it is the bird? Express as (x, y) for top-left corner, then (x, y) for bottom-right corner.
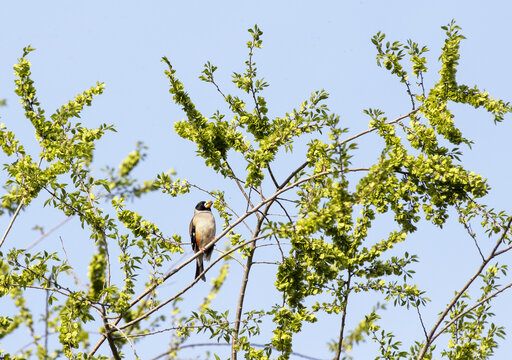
(189, 200), (216, 281)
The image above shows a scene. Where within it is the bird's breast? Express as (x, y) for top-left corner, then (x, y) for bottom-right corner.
(194, 211), (216, 242)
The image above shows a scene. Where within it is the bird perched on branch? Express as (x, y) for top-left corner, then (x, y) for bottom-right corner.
(190, 200), (216, 281)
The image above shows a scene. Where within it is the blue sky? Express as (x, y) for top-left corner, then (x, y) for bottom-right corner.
(1, 1), (511, 359)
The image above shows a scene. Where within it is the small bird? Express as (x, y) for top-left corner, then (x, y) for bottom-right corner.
(189, 200), (216, 281)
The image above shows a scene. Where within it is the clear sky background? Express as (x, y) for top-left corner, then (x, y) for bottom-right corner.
(1, 1), (511, 359)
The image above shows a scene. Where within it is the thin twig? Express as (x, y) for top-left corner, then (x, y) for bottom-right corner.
(268, 166), (280, 188)
(272, 233), (286, 264)
(274, 198), (294, 224)
(456, 204), (484, 261)
(493, 244), (512, 257)
(416, 306), (428, 340)
(252, 261), (279, 265)
(25, 216), (73, 250)
(59, 236), (88, 291)
(403, 78), (416, 110)
(226, 161), (255, 210)
(418, 71), (426, 99)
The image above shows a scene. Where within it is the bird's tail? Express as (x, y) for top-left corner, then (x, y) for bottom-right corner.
(195, 256), (206, 282)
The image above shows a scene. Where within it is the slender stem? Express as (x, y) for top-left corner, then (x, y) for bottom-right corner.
(231, 243), (255, 360)
(226, 162), (254, 209)
(456, 203), (484, 261)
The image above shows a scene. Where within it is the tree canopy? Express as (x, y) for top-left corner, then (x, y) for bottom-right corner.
(0, 21), (511, 360)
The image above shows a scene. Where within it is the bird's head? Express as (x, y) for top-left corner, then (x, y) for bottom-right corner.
(195, 200), (213, 211)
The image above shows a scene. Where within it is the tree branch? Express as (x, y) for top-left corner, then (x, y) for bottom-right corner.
(335, 272), (352, 360)
(341, 108), (420, 146)
(0, 199), (25, 249)
(430, 280), (512, 343)
(102, 313), (121, 360)
(277, 109), (418, 191)
(268, 166), (280, 188)
(232, 201), (273, 359)
(416, 216), (512, 359)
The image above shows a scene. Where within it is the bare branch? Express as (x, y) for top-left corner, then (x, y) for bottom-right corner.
(225, 161), (256, 211)
(25, 216), (73, 251)
(416, 306), (428, 340)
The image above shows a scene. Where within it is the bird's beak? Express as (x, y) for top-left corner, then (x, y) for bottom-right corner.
(205, 201), (213, 208)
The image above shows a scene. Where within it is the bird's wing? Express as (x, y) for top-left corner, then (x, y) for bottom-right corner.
(190, 217), (198, 252)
